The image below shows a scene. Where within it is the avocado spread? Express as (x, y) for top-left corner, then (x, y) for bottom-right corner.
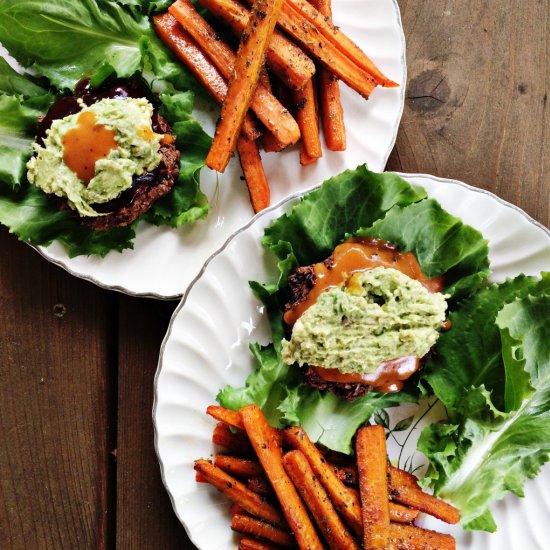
(27, 97), (163, 217)
(282, 267), (448, 375)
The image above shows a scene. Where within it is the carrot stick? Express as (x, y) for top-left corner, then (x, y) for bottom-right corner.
(239, 538), (281, 550)
(231, 503), (247, 516)
(247, 477), (274, 497)
(237, 137), (271, 213)
(292, 79), (322, 163)
(195, 471), (207, 482)
(197, 0), (315, 90)
(204, 0), (287, 172)
(214, 455), (265, 478)
(308, 0), (345, 151)
(153, 13), (260, 141)
(285, 0), (398, 87)
(389, 503), (419, 524)
(356, 426), (390, 549)
(169, 0), (299, 149)
(262, 80), (291, 152)
(232, 514), (295, 547)
(283, 426), (363, 537)
(389, 523), (456, 550)
(194, 459), (286, 527)
(330, 463), (358, 486)
(237, 0), (377, 98)
(257, 70), (287, 153)
(283, 450), (360, 550)
(212, 422), (253, 455)
(207, 405), (246, 430)
(389, 467), (460, 524)
(240, 406), (323, 550)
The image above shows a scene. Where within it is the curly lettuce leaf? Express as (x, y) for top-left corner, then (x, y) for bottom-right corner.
(219, 167), (490, 453)
(422, 273), (550, 413)
(419, 291), (550, 531)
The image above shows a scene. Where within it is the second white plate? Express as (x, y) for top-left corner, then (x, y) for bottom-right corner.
(29, 0), (406, 298)
(154, 173), (550, 549)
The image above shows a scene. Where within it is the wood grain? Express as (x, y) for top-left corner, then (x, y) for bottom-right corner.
(0, 228), (117, 549)
(116, 296), (188, 549)
(387, 0), (550, 227)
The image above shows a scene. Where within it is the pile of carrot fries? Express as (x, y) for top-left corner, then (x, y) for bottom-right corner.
(196, 405), (458, 549)
(154, 0), (398, 213)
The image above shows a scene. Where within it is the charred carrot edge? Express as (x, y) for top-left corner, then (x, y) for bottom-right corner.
(356, 426), (390, 549)
(285, 0), (398, 87)
(293, 79), (322, 162)
(232, 514), (294, 547)
(153, 13), (260, 141)
(389, 467), (460, 524)
(240, 406), (323, 550)
(197, 0), (315, 90)
(389, 522), (456, 550)
(236, 0), (377, 98)
(239, 537), (281, 550)
(212, 422), (253, 455)
(169, 0), (299, 149)
(205, 0), (286, 172)
(283, 426), (363, 537)
(214, 455), (265, 479)
(237, 137), (271, 213)
(207, 405), (245, 430)
(283, 450), (360, 550)
(247, 477), (274, 498)
(194, 459), (286, 527)
(308, 0), (346, 151)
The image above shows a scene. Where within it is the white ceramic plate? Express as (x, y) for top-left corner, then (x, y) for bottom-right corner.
(3, 0), (406, 298)
(154, 173), (550, 549)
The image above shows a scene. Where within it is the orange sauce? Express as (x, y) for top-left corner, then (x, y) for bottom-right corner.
(283, 237), (444, 326)
(160, 133), (175, 145)
(312, 356), (420, 393)
(138, 125), (155, 141)
(63, 111), (118, 184)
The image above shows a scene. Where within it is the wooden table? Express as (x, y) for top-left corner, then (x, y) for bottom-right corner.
(1, 2), (548, 548)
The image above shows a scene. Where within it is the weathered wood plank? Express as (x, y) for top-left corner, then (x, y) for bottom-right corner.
(388, 0), (550, 227)
(116, 296), (190, 549)
(0, 228), (117, 549)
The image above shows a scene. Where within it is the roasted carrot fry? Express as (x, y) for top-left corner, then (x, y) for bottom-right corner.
(247, 477), (274, 498)
(197, 0), (315, 90)
(262, 79), (291, 152)
(169, 0), (299, 149)
(232, 514), (294, 547)
(284, 426), (362, 537)
(195, 471), (207, 482)
(194, 459), (286, 527)
(356, 426), (390, 549)
(283, 450), (360, 550)
(205, 0), (286, 172)
(257, 70), (287, 153)
(293, 79), (322, 163)
(240, 405), (323, 550)
(389, 503), (420, 524)
(207, 405), (246, 431)
(231, 503), (247, 516)
(390, 522), (456, 550)
(308, 0), (345, 151)
(212, 422), (253, 455)
(239, 538), (281, 550)
(237, 137), (271, 213)
(285, 0), (398, 87)
(237, 0), (377, 98)
(214, 455), (265, 478)
(153, 13), (260, 142)
(389, 467), (460, 524)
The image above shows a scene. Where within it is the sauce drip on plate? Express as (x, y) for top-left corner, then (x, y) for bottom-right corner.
(63, 111), (118, 184)
(284, 237), (444, 326)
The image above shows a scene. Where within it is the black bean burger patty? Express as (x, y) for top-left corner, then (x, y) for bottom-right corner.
(35, 79), (180, 231)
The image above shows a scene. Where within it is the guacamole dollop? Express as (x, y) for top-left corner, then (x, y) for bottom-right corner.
(282, 267), (448, 375)
(27, 97), (163, 217)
